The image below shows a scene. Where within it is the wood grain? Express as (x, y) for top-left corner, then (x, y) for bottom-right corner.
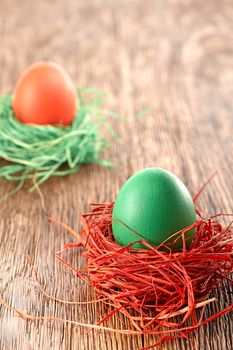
(0, 0), (232, 349)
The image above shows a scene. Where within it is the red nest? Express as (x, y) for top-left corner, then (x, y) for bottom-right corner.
(55, 202), (233, 349)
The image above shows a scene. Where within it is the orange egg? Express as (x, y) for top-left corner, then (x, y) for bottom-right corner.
(13, 61), (77, 126)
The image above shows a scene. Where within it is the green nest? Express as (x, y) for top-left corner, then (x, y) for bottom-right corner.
(0, 87), (113, 192)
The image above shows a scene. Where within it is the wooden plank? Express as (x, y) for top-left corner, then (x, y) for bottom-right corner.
(0, 0), (232, 349)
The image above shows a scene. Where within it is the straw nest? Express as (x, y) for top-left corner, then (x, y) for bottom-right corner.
(56, 202), (233, 348)
(0, 88), (113, 192)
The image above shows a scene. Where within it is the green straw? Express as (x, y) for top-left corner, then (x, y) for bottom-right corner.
(0, 87), (114, 192)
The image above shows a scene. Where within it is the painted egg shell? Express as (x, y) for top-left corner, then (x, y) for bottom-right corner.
(112, 168), (196, 249)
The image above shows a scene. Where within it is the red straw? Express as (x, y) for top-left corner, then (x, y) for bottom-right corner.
(54, 202), (233, 348)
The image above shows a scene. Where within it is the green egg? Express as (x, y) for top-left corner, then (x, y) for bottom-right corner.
(112, 168), (196, 249)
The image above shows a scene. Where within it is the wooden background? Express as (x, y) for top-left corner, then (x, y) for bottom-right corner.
(0, 0), (232, 349)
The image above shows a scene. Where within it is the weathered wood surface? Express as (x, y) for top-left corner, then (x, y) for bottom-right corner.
(0, 0), (232, 349)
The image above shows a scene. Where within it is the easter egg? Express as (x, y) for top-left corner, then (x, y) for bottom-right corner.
(112, 168), (196, 249)
(13, 61), (77, 126)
